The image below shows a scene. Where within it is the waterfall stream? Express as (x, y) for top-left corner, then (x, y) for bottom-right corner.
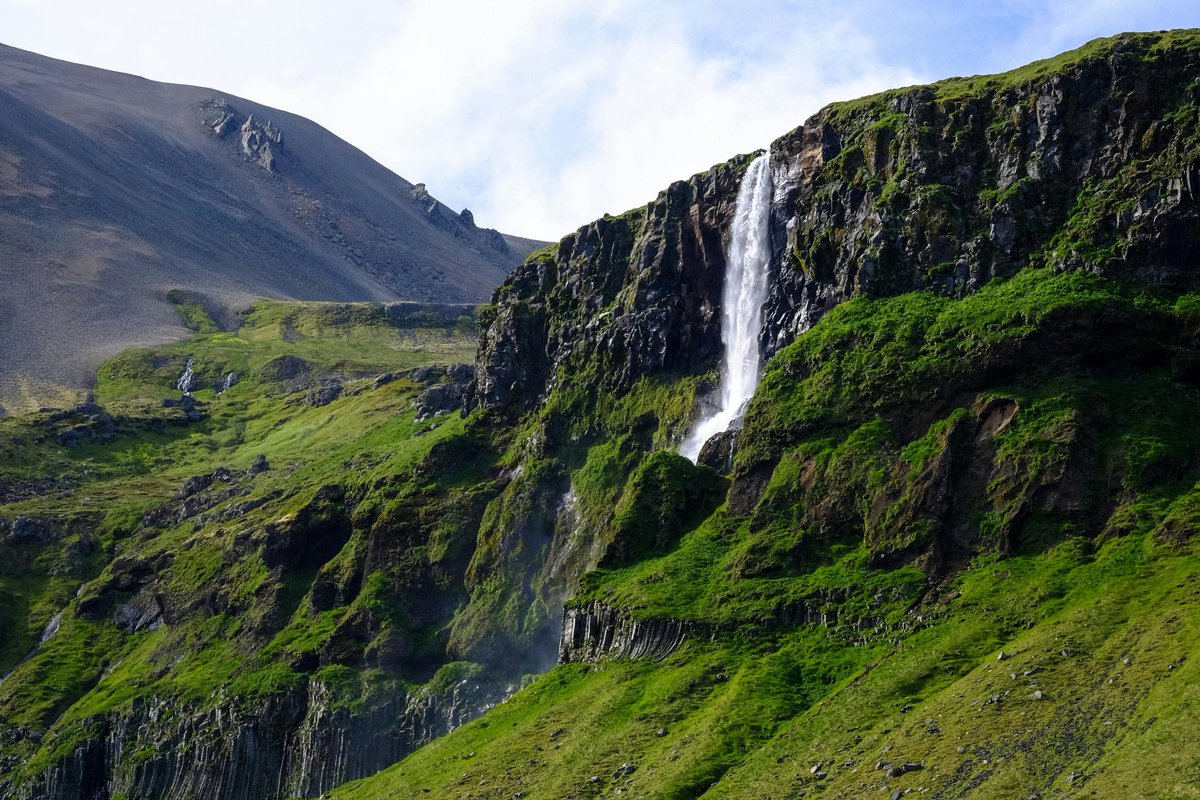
(681, 153), (773, 462)
(176, 357), (196, 395)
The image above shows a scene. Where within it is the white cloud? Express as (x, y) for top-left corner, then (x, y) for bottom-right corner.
(294, 1), (926, 238)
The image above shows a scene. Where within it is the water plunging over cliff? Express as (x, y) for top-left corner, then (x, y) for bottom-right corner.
(681, 153), (773, 462)
(176, 357), (196, 395)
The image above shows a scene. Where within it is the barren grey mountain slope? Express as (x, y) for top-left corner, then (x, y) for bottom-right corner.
(0, 43), (542, 413)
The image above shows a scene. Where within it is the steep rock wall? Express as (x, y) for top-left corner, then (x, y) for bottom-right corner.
(13, 677), (502, 800)
(473, 31), (1200, 416)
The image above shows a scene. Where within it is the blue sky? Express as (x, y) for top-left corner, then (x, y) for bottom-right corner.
(3, 0), (1198, 239)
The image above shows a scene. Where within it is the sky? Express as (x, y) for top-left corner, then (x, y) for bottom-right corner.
(3, 1), (1198, 240)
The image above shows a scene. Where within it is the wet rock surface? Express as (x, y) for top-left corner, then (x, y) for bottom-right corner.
(696, 428), (738, 473)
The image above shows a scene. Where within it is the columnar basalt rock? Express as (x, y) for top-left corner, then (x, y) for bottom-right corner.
(559, 586), (919, 665)
(560, 602), (696, 663)
(11, 676), (505, 800)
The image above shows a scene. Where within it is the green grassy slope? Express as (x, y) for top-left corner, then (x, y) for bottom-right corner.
(332, 533), (1200, 800)
(330, 267), (1200, 799)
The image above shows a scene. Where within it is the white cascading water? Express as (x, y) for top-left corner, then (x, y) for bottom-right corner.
(176, 357), (196, 395)
(681, 153), (773, 462)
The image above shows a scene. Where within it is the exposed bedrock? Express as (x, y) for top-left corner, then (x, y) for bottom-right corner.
(14, 675), (503, 800)
(559, 584), (920, 665)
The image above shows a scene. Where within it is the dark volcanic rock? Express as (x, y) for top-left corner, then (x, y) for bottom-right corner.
(560, 601), (696, 663)
(473, 32), (1200, 417)
(409, 364), (476, 419)
(46, 401), (117, 448)
(8, 673), (509, 800)
(258, 355), (311, 383)
(472, 162), (744, 413)
(306, 378), (343, 407)
(143, 471), (248, 529)
(696, 429), (738, 474)
(1, 517), (58, 546)
(112, 589), (163, 633)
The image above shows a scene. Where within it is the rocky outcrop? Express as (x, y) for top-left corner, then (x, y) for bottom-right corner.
(408, 185), (512, 257)
(560, 586), (920, 665)
(560, 602), (696, 663)
(306, 378), (343, 407)
(46, 402), (116, 449)
(473, 32), (1200, 416)
(201, 99), (283, 172)
(0, 517), (61, 547)
(139, 467), (247, 529)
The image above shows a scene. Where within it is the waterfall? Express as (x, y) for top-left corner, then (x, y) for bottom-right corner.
(176, 357), (196, 395)
(681, 153), (773, 462)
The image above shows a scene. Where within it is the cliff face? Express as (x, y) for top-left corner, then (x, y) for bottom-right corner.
(462, 27), (1200, 691)
(474, 31), (1200, 414)
(473, 161), (746, 413)
(325, 36), (1200, 800)
(14, 677), (499, 800)
(762, 32), (1200, 356)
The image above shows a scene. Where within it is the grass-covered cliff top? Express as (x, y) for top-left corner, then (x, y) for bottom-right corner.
(824, 28), (1200, 119)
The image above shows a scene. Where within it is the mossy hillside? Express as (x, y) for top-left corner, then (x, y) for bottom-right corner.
(564, 269), (1197, 627)
(332, 627), (888, 800)
(332, 528), (1200, 799)
(453, 266), (1199, 676)
(710, 530), (1200, 800)
(744, 268), (1176, 442)
(0, 300), (492, 785)
(598, 451), (727, 569)
(453, 263), (1195, 676)
(444, 365), (711, 668)
(738, 268), (1196, 495)
(330, 260), (1200, 798)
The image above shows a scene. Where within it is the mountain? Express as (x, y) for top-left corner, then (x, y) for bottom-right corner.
(2, 29), (1200, 800)
(0, 43), (543, 415)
